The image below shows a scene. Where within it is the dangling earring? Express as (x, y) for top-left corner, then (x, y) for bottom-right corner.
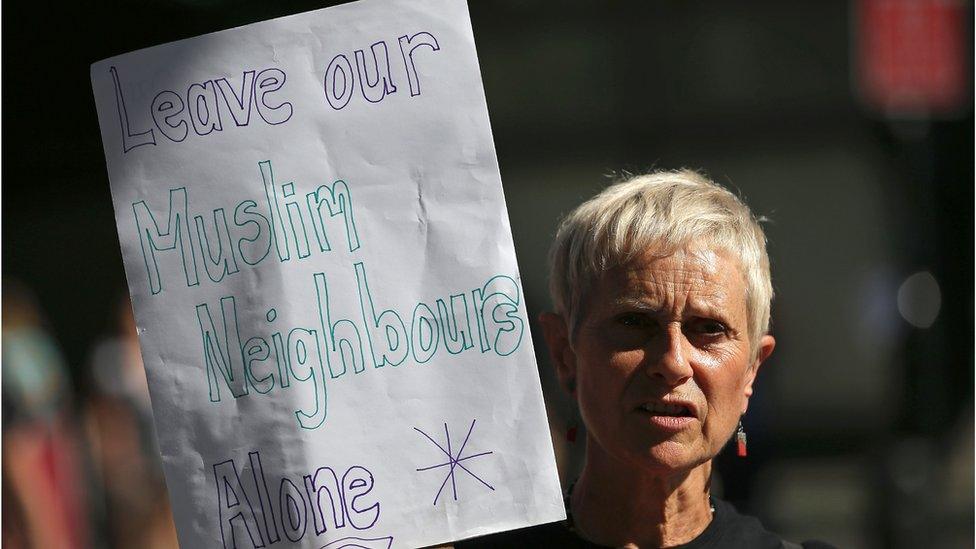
(736, 419), (747, 457)
(566, 381), (579, 443)
(566, 421), (578, 443)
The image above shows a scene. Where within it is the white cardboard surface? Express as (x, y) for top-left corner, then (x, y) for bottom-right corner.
(90, 1), (564, 546)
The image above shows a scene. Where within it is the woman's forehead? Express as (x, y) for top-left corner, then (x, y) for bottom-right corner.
(596, 247), (747, 309)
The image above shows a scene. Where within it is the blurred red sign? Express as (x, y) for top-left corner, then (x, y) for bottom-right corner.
(856, 0), (967, 117)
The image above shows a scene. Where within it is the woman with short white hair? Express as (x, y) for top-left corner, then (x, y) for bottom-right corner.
(458, 170), (835, 548)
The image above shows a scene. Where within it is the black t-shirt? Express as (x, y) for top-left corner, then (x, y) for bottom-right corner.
(454, 498), (836, 549)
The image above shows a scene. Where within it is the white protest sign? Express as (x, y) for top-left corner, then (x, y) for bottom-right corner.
(90, 0), (565, 546)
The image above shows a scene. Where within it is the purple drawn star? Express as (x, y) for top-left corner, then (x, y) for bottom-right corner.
(414, 419), (495, 505)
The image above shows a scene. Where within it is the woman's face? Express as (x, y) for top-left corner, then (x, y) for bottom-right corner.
(551, 246), (774, 473)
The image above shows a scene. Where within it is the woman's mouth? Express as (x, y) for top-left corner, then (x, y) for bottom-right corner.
(639, 402), (694, 417)
(637, 402), (697, 431)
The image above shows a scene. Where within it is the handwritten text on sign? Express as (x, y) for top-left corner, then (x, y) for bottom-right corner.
(130, 160), (523, 431)
(112, 32), (439, 152)
(92, 1), (563, 547)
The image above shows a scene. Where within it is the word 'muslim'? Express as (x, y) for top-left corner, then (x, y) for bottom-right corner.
(131, 160), (358, 295)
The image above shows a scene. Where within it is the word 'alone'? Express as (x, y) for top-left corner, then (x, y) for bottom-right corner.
(213, 451), (379, 548)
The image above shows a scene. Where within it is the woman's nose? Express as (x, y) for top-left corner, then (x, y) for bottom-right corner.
(645, 324), (693, 386)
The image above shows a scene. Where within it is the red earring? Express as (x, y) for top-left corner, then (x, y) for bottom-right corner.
(736, 420), (747, 457)
(566, 382), (579, 443)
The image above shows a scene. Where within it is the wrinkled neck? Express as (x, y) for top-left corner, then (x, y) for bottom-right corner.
(570, 440), (714, 548)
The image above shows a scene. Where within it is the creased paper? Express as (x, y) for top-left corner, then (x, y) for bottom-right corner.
(90, 0), (565, 546)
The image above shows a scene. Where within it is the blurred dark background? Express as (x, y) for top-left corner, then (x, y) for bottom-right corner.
(2, 1), (972, 547)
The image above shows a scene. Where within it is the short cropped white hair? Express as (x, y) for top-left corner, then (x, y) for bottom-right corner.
(547, 169), (773, 354)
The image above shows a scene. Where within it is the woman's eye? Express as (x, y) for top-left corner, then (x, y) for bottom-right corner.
(616, 313), (650, 327)
(692, 319), (727, 335)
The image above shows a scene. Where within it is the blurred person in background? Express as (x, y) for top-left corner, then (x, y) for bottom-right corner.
(2, 280), (90, 548)
(82, 294), (178, 548)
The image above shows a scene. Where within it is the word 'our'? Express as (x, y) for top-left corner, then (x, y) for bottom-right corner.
(323, 31), (440, 110)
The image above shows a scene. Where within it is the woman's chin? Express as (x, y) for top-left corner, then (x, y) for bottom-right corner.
(631, 440), (710, 474)
(588, 428), (711, 474)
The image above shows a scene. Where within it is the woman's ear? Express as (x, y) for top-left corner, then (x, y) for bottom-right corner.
(742, 334), (776, 412)
(538, 312), (577, 397)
